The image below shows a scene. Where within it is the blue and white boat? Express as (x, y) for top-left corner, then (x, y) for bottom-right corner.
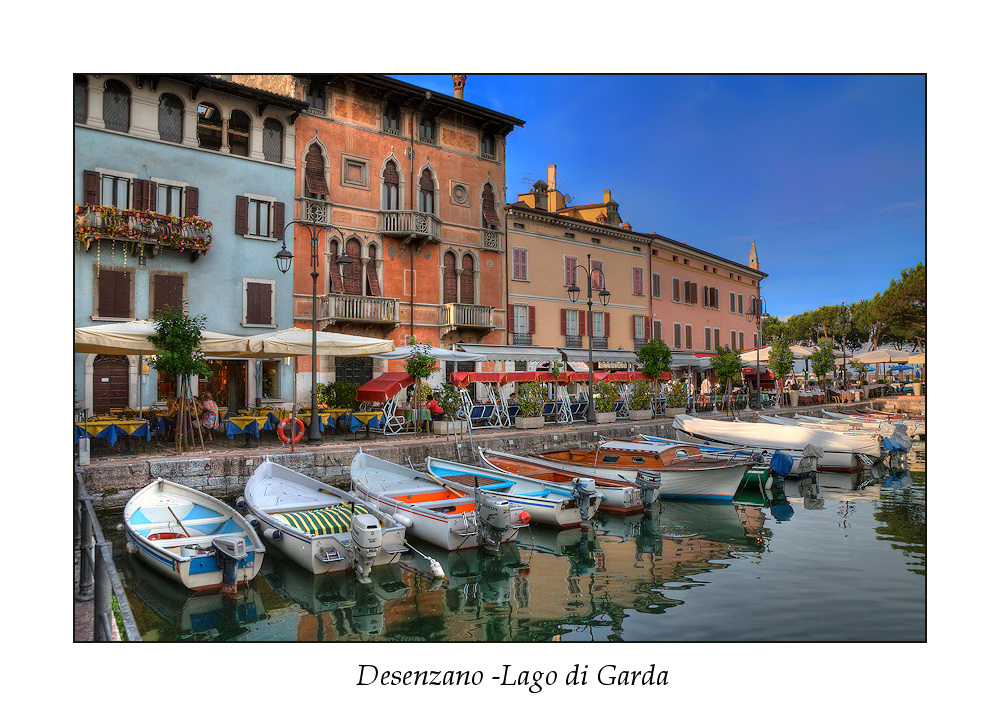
(124, 478), (265, 593)
(426, 455), (602, 529)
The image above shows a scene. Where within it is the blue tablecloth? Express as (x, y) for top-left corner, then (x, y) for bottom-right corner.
(75, 420), (152, 446)
(225, 416), (269, 439)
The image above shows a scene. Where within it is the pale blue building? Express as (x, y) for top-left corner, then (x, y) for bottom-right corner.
(74, 74), (308, 416)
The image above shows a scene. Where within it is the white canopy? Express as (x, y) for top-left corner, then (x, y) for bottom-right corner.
(233, 327), (394, 358)
(740, 344), (813, 366)
(74, 320), (249, 356)
(906, 353), (926, 365)
(852, 348), (917, 364)
(375, 344), (487, 361)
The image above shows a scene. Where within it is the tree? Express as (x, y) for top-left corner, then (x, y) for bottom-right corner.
(403, 337), (437, 413)
(810, 338), (837, 399)
(147, 308), (213, 451)
(710, 345), (744, 415)
(637, 339), (672, 410)
(872, 263), (926, 349)
(767, 338), (794, 406)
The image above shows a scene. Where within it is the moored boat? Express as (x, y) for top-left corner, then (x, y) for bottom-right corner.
(124, 478), (265, 593)
(526, 439), (755, 502)
(351, 450), (527, 551)
(479, 447), (645, 514)
(821, 409), (924, 438)
(242, 459), (407, 577)
(673, 413), (882, 473)
(426, 455), (602, 529)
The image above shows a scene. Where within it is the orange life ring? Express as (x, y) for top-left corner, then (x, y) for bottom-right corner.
(148, 532), (186, 541)
(277, 417), (305, 444)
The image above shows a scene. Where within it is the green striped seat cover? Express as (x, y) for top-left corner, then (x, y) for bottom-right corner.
(274, 503), (372, 535)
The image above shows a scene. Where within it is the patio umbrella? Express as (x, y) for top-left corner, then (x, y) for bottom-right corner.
(852, 348), (916, 364)
(739, 345), (814, 365)
(907, 353), (926, 365)
(374, 344), (487, 361)
(74, 320), (249, 356)
(234, 327), (394, 358)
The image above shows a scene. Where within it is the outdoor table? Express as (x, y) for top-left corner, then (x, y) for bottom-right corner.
(225, 415), (270, 446)
(343, 410), (384, 439)
(402, 408), (430, 434)
(298, 411), (339, 433)
(75, 418), (152, 454)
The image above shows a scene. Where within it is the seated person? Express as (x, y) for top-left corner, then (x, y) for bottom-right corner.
(162, 397), (179, 438)
(199, 391), (220, 440)
(426, 393), (445, 421)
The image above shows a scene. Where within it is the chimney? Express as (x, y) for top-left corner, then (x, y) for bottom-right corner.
(452, 74), (467, 100)
(548, 164), (558, 212)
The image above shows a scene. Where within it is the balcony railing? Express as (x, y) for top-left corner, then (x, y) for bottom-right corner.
(591, 337), (609, 349)
(324, 294), (399, 325)
(442, 303), (494, 330)
(379, 211), (441, 242)
(74, 205), (212, 259)
(564, 335), (583, 349)
(512, 333), (533, 346)
(481, 228), (502, 251)
(634, 339), (648, 351)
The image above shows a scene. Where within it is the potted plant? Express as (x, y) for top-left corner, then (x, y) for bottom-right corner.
(766, 338), (794, 408)
(594, 379), (618, 423)
(788, 381), (800, 407)
(514, 381), (546, 429)
(664, 378), (690, 416)
(433, 382), (463, 433)
(629, 380), (654, 420)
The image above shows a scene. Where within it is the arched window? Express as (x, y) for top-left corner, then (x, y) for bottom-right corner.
(74, 75), (88, 124)
(443, 251), (458, 304)
(262, 118), (283, 163)
(382, 160), (400, 210)
(419, 168), (435, 214)
(482, 183), (501, 228)
(304, 144), (329, 197)
(366, 244), (382, 297)
(343, 237), (364, 295)
(196, 103), (222, 150)
(158, 94), (184, 143)
(382, 103), (401, 135)
(103, 80), (131, 132)
(329, 239), (344, 293)
(461, 254), (475, 304)
(228, 110), (250, 156)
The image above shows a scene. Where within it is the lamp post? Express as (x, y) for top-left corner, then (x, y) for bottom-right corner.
(274, 219), (352, 444)
(839, 302), (852, 391)
(745, 294), (767, 410)
(568, 253), (611, 423)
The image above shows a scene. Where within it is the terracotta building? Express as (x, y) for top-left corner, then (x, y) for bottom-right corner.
(230, 74), (523, 394)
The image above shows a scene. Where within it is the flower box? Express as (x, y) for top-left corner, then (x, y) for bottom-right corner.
(628, 409), (653, 421)
(596, 411), (617, 424)
(515, 416), (544, 429)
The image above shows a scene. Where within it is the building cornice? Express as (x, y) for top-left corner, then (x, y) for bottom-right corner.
(506, 203), (652, 244)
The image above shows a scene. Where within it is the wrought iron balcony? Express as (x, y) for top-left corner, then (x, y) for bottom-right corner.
(74, 205), (212, 260)
(512, 333), (533, 346)
(442, 303), (495, 331)
(564, 335), (583, 349)
(591, 337), (609, 349)
(634, 339), (648, 352)
(379, 211), (441, 242)
(322, 294), (399, 325)
(481, 228), (502, 251)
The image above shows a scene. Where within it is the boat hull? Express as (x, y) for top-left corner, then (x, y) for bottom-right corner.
(124, 479), (265, 593)
(243, 460), (406, 575)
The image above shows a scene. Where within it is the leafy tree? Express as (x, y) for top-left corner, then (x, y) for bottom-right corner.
(710, 345), (744, 415)
(872, 263), (926, 349)
(767, 338), (795, 406)
(636, 339), (672, 404)
(403, 337), (437, 409)
(147, 308), (213, 451)
(762, 314), (787, 344)
(810, 338), (837, 397)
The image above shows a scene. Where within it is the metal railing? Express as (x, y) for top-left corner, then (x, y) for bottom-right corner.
(379, 210), (441, 241)
(512, 333), (533, 346)
(325, 294), (399, 324)
(564, 335), (583, 348)
(75, 469), (141, 642)
(442, 303), (494, 329)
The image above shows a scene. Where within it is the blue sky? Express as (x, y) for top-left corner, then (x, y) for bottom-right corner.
(392, 74), (926, 320)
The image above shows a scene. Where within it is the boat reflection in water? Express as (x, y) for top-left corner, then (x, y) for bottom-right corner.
(257, 552), (407, 639)
(122, 552), (266, 641)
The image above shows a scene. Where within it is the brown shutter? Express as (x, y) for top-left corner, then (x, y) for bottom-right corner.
(184, 187), (199, 217)
(329, 256), (345, 293)
(481, 184), (500, 226)
(645, 316), (652, 338)
(528, 305), (536, 334)
(419, 168), (434, 192)
(560, 308), (567, 335)
(672, 278), (680, 302)
(246, 282), (272, 325)
(578, 309), (586, 336)
(235, 196), (249, 235)
(632, 315), (638, 338)
(272, 202), (285, 239)
(152, 274), (184, 316)
(99, 269), (130, 318)
(690, 282), (697, 303)
(460, 254), (474, 304)
(132, 179), (147, 211)
(304, 144), (330, 195)
(83, 170), (100, 206)
(686, 325), (693, 349)
(443, 253), (457, 304)
(343, 239), (363, 295)
(365, 246), (382, 297)
(604, 312), (610, 338)
(507, 304), (514, 332)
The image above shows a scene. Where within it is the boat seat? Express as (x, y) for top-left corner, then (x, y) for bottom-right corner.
(143, 534), (246, 550)
(273, 503), (372, 536)
(262, 499), (336, 514)
(134, 516), (239, 538)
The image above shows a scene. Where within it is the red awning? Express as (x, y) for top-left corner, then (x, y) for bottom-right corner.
(505, 371), (555, 383)
(450, 372), (508, 387)
(605, 371), (646, 382)
(355, 372), (415, 402)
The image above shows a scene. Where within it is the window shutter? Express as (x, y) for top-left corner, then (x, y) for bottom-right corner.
(564, 257), (575, 286)
(674, 323), (681, 348)
(604, 312), (610, 338)
(132, 179), (147, 211)
(272, 202), (285, 239)
(578, 309), (586, 336)
(329, 259), (345, 293)
(152, 274), (184, 316)
(366, 252), (382, 297)
(645, 316), (652, 338)
(560, 308), (567, 335)
(738, 294), (743, 314)
(632, 315), (638, 338)
(235, 196), (249, 235)
(481, 184), (501, 226)
(83, 170), (100, 206)
(443, 253), (457, 304)
(633, 268), (643, 294)
(712, 287), (719, 308)
(672, 278), (680, 302)
(528, 305), (536, 334)
(730, 293), (736, 312)
(714, 328), (720, 348)
(705, 327), (712, 349)
(690, 282), (697, 303)
(184, 187), (199, 217)
(99, 269), (130, 318)
(246, 282), (272, 325)
(507, 304), (514, 332)
(304, 144), (329, 195)
(686, 325), (693, 349)
(460, 254), (474, 304)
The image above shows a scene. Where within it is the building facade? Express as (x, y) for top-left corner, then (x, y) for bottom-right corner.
(230, 74), (524, 398)
(73, 73), (307, 415)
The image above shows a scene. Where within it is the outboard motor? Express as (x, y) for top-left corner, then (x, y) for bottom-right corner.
(476, 492), (512, 552)
(799, 444), (824, 476)
(769, 451), (795, 478)
(635, 471), (662, 509)
(571, 477), (598, 525)
(212, 535), (247, 596)
(350, 512), (383, 578)
(878, 423), (912, 472)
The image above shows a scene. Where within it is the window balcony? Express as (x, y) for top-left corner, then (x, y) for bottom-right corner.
(442, 303), (495, 332)
(564, 335), (583, 349)
(74, 205), (212, 260)
(591, 337), (609, 349)
(379, 210), (441, 242)
(322, 294), (399, 325)
(634, 339), (648, 352)
(481, 228), (502, 251)
(512, 333), (533, 346)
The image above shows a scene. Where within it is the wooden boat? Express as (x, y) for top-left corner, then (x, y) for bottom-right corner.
(673, 413), (881, 473)
(124, 478), (265, 593)
(350, 450), (527, 552)
(426, 455), (602, 529)
(241, 459), (407, 577)
(478, 448), (645, 514)
(761, 414), (883, 435)
(821, 409), (924, 438)
(524, 439), (755, 502)
(635, 434), (796, 482)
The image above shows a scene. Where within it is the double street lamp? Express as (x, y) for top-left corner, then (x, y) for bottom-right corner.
(567, 254), (611, 423)
(274, 219), (351, 444)
(838, 302), (852, 391)
(745, 294), (767, 410)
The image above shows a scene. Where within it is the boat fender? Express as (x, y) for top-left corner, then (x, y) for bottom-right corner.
(393, 513), (414, 528)
(125, 541), (137, 555)
(518, 511), (531, 525)
(235, 496), (247, 509)
(249, 518), (259, 528)
(263, 527), (282, 540)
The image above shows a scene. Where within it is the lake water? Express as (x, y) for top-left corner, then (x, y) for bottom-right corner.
(104, 445), (925, 642)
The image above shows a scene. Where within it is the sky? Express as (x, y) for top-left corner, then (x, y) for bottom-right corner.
(391, 74), (926, 321)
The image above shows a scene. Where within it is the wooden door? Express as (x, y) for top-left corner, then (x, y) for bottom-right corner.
(93, 355), (129, 414)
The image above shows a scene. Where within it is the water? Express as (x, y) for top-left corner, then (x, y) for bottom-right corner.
(102, 448), (925, 642)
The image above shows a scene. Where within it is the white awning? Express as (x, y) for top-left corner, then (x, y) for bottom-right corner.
(453, 343), (563, 362)
(558, 347), (638, 364)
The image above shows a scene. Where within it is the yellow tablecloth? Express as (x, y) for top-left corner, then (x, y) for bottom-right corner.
(227, 416), (269, 430)
(76, 419), (150, 437)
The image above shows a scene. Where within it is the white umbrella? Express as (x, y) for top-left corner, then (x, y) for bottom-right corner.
(739, 344), (813, 366)
(375, 344), (487, 361)
(74, 320), (249, 355)
(906, 353), (926, 365)
(852, 348), (916, 363)
(235, 327), (394, 358)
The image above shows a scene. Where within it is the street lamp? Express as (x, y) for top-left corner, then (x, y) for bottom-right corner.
(567, 253), (611, 423)
(745, 294), (767, 410)
(274, 219), (352, 444)
(838, 302), (852, 391)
